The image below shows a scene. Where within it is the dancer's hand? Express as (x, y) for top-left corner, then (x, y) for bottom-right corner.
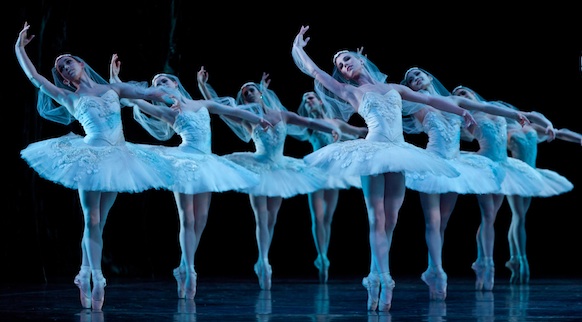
(261, 72), (271, 89)
(169, 97), (181, 111)
(259, 118), (273, 131)
(462, 110), (477, 130)
(516, 112), (530, 127)
(109, 54), (122, 82)
(197, 66), (208, 85)
(293, 25), (310, 49)
(16, 22), (35, 49)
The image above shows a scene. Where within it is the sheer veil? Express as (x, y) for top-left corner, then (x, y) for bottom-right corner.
(292, 91), (335, 140)
(452, 85), (543, 140)
(292, 48), (387, 122)
(400, 67), (457, 134)
(37, 55), (108, 125)
(130, 73), (191, 141)
(217, 81), (304, 142)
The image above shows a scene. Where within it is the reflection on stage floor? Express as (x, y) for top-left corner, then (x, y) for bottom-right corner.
(1, 276), (581, 321)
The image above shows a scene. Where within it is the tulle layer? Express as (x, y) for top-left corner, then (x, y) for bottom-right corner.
(143, 146), (260, 194)
(533, 168), (573, 197)
(405, 151), (504, 194)
(326, 175), (362, 190)
(303, 139), (460, 193)
(20, 133), (172, 192)
(498, 158), (552, 196)
(224, 152), (331, 198)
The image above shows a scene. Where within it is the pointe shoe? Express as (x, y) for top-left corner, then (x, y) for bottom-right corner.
(421, 267), (447, 301)
(505, 258), (520, 284)
(314, 256), (330, 284)
(378, 272), (395, 312)
(362, 272), (380, 311)
(91, 270), (106, 311)
(254, 261), (272, 290)
(483, 264), (495, 291)
(472, 261), (485, 291)
(173, 267), (186, 299)
(74, 269), (91, 309)
(185, 267), (197, 300)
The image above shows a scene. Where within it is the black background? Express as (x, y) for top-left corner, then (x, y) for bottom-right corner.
(3, 1), (581, 284)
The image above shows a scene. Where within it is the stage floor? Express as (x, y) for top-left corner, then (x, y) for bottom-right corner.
(1, 275), (581, 321)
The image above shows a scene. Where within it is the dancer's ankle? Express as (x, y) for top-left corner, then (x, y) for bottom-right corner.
(483, 256), (494, 267)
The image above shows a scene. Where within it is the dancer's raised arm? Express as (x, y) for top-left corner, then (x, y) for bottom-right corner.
(16, 22), (75, 112)
(292, 25), (354, 105)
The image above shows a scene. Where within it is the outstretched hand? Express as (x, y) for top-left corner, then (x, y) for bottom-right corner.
(357, 46), (367, 57)
(332, 128), (343, 142)
(544, 126), (556, 142)
(516, 112), (531, 127)
(16, 21), (35, 48)
(462, 111), (477, 133)
(259, 118), (273, 131)
(109, 53), (121, 81)
(261, 72), (271, 89)
(168, 96), (181, 111)
(293, 25), (310, 48)
(197, 66), (208, 84)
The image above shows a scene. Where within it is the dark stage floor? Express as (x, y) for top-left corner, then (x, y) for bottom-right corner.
(1, 275), (581, 322)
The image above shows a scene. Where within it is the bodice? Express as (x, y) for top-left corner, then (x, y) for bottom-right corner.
(507, 125), (538, 166)
(73, 90), (125, 146)
(252, 121), (287, 161)
(358, 90), (405, 143)
(422, 110), (463, 159)
(472, 112), (509, 162)
(173, 107), (212, 154)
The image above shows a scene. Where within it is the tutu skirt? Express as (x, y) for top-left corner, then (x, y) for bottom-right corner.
(21, 133), (173, 192)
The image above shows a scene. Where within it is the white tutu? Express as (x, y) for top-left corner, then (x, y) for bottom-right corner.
(144, 145), (260, 194)
(21, 132), (173, 192)
(225, 152), (328, 198)
(304, 139), (460, 185)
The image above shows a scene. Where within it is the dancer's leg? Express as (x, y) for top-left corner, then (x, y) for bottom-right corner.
(361, 172), (404, 311)
(474, 193), (504, 291)
(250, 195), (282, 290)
(309, 189), (339, 283)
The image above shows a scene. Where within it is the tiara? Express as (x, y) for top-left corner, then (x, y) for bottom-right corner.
(452, 85), (475, 96)
(403, 67), (420, 80)
(451, 85), (465, 94)
(152, 73), (175, 85)
(54, 53), (73, 69)
(332, 50), (349, 65)
(240, 82), (259, 91)
(152, 73), (166, 82)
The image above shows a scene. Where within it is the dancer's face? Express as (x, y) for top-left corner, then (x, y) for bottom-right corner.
(453, 88), (477, 101)
(303, 92), (324, 118)
(241, 84), (261, 104)
(55, 55), (84, 83)
(153, 75), (178, 89)
(403, 68), (431, 92)
(334, 52), (362, 80)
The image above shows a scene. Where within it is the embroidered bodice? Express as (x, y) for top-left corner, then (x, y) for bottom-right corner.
(74, 90), (125, 146)
(358, 90), (405, 144)
(173, 107), (212, 154)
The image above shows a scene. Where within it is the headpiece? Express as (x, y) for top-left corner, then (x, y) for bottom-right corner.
(452, 85), (466, 95)
(332, 50), (349, 65)
(403, 67), (420, 82)
(151, 73), (167, 84)
(240, 82), (260, 91)
(54, 54), (74, 69)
